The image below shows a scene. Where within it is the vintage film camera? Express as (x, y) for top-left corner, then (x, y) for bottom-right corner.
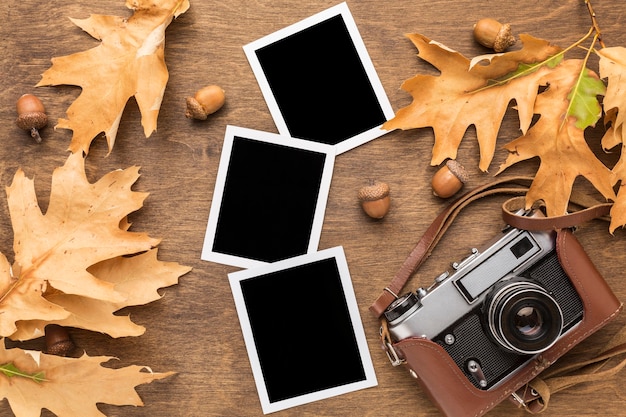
(383, 212), (617, 398)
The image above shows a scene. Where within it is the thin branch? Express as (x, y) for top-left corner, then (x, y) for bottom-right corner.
(585, 0), (605, 48)
(468, 27), (595, 95)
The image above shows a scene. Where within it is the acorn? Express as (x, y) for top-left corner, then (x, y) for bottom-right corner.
(16, 94), (48, 143)
(431, 159), (469, 198)
(358, 181), (391, 219)
(185, 85), (225, 120)
(44, 324), (75, 356)
(473, 18), (516, 52)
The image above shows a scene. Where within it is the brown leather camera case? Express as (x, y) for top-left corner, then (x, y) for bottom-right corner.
(391, 228), (622, 417)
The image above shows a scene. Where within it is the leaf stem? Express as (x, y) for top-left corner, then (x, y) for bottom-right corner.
(468, 27), (593, 95)
(560, 31), (601, 132)
(0, 362), (48, 383)
(585, 0), (605, 48)
(475, 1), (603, 94)
(558, 26), (595, 58)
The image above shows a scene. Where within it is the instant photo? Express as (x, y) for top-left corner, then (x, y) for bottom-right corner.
(228, 247), (377, 414)
(244, 2), (394, 154)
(201, 126), (335, 269)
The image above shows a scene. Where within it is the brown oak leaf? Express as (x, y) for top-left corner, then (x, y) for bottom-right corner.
(12, 249), (189, 340)
(0, 342), (173, 417)
(497, 59), (616, 216)
(599, 47), (626, 144)
(36, 0), (190, 154)
(601, 111), (625, 232)
(383, 33), (562, 171)
(1, 152), (190, 340)
(609, 144), (626, 232)
(599, 47), (626, 232)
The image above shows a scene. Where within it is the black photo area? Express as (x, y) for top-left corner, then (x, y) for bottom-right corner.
(254, 14), (387, 145)
(240, 257), (366, 403)
(212, 136), (326, 263)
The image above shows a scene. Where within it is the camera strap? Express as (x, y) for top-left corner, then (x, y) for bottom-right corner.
(513, 329), (626, 413)
(370, 175), (623, 414)
(369, 175), (612, 318)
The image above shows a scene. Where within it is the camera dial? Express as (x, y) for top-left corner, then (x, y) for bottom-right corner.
(485, 279), (564, 355)
(384, 292), (421, 324)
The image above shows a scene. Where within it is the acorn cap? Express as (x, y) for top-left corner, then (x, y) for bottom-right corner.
(493, 23), (516, 52)
(16, 111), (48, 130)
(185, 97), (209, 120)
(44, 324), (75, 356)
(358, 181), (390, 201)
(46, 339), (76, 356)
(446, 159), (469, 183)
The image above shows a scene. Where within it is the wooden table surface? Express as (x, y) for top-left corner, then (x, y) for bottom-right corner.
(1, 0), (626, 416)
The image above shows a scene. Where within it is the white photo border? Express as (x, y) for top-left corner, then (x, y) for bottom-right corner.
(243, 2), (395, 154)
(228, 246), (377, 414)
(201, 125), (336, 269)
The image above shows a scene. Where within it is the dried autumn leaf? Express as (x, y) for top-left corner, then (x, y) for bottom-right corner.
(36, 0), (190, 154)
(599, 47), (626, 144)
(602, 109), (622, 151)
(610, 152), (626, 232)
(1, 152), (190, 340)
(601, 117), (625, 232)
(0, 342), (173, 417)
(383, 34), (562, 171)
(610, 154), (626, 232)
(12, 249), (190, 340)
(497, 59), (616, 216)
(599, 47), (626, 232)
(0, 252), (69, 338)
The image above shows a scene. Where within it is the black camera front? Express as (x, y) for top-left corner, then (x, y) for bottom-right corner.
(433, 249), (583, 389)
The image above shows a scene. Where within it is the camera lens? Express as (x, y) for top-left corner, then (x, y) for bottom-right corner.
(486, 279), (563, 355)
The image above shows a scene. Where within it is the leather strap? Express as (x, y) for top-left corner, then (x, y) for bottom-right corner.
(369, 176), (534, 317)
(511, 323), (626, 413)
(369, 176), (613, 318)
(372, 175), (621, 414)
(502, 196), (612, 231)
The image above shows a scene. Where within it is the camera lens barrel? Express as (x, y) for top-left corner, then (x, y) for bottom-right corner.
(486, 279), (564, 355)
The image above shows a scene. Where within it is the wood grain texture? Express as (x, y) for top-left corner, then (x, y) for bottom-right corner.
(1, 1), (625, 416)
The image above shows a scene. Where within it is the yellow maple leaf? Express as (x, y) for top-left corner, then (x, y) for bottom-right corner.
(497, 59), (616, 216)
(1, 152), (190, 340)
(36, 0), (190, 154)
(0, 342), (173, 417)
(383, 34), (562, 171)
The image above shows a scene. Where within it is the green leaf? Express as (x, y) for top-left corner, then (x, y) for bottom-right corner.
(567, 67), (606, 129)
(0, 362), (47, 383)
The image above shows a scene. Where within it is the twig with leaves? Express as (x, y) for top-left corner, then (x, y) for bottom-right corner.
(384, 0), (626, 232)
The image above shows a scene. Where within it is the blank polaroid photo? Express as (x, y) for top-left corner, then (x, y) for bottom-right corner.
(228, 246), (377, 414)
(243, 2), (394, 154)
(201, 125), (335, 269)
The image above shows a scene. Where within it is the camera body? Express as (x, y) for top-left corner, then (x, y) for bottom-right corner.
(384, 223), (584, 390)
